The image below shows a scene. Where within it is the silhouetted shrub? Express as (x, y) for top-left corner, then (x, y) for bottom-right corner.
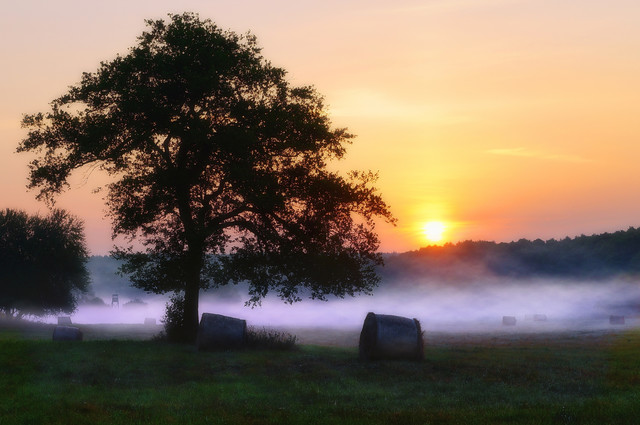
(246, 326), (297, 351)
(160, 293), (188, 343)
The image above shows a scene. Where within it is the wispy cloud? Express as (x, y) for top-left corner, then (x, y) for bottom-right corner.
(486, 147), (593, 163)
(328, 88), (469, 124)
(372, 0), (525, 15)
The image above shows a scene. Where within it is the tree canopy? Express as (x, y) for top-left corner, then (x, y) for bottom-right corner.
(0, 209), (89, 318)
(18, 12), (394, 341)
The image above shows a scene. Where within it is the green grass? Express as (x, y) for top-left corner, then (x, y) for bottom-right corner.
(1, 321), (640, 424)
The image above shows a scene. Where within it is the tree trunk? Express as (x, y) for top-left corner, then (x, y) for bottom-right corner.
(182, 245), (204, 343)
(174, 180), (205, 343)
(183, 275), (200, 343)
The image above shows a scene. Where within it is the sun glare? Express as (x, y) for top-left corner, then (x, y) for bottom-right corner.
(423, 221), (446, 244)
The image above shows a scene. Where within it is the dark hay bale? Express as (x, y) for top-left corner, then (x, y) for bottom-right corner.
(52, 326), (83, 341)
(57, 316), (72, 325)
(502, 316), (517, 326)
(359, 312), (424, 361)
(610, 315), (625, 325)
(533, 314), (548, 322)
(196, 313), (247, 351)
(144, 318), (157, 326)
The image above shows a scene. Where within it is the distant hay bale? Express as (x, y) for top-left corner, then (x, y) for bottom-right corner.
(359, 312), (424, 361)
(144, 318), (156, 326)
(610, 315), (625, 325)
(502, 316), (517, 326)
(533, 314), (548, 322)
(57, 316), (72, 325)
(196, 313), (247, 351)
(52, 326), (83, 341)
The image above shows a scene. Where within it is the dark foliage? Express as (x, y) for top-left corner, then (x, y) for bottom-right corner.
(18, 13), (394, 342)
(0, 209), (89, 317)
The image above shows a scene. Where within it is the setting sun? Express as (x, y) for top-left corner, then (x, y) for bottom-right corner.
(423, 221), (446, 244)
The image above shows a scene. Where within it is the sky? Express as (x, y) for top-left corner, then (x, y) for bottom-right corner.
(1, 0), (640, 255)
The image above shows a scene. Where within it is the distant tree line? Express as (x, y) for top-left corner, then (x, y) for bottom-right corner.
(87, 227), (640, 299)
(87, 227), (640, 300)
(380, 227), (640, 283)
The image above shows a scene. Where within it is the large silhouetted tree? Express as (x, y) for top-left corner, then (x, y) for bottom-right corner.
(18, 13), (394, 341)
(0, 209), (89, 318)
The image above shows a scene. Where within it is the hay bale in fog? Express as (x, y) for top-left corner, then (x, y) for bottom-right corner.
(52, 326), (82, 341)
(196, 313), (247, 351)
(610, 315), (625, 325)
(57, 316), (72, 325)
(533, 314), (548, 322)
(502, 316), (517, 326)
(144, 318), (156, 326)
(359, 312), (424, 361)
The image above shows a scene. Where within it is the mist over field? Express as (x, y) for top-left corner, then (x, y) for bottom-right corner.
(51, 250), (640, 333)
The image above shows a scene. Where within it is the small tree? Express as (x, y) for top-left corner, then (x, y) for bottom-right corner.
(0, 209), (90, 318)
(18, 13), (394, 341)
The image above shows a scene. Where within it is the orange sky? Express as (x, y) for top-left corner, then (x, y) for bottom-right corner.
(2, 0), (640, 254)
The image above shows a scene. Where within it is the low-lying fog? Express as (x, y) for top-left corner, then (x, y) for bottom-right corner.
(48, 278), (640, 332)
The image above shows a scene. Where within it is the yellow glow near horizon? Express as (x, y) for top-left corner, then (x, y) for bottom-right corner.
(422, 221), (446, 244)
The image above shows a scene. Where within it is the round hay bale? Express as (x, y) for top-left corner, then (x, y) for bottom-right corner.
(533, 314), (548, 322)
(53, 326), (83, 341)
(502, 316), (517, 326)
(144, 318), (157, 326)
(196, 313), (247, 351)
(359, 312), (423, 361)
(610, 315), (625, 325)
(57, 316), (72, 325)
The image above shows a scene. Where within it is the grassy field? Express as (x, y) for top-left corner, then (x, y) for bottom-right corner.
(1, 319), (640, 424)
